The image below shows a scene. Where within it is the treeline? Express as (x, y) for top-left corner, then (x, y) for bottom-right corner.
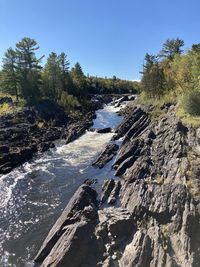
(86, 76), (139, 95)
(141, 38), (200, 115)
(0, 37), (138, 111)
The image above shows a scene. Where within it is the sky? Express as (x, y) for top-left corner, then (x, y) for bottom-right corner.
(0, 0), (199, 80)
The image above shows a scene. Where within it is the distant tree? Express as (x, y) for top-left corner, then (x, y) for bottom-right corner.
(159, 38), (184, 60)
(15, 37), (43, 105)
(70, 62), (87, 99)
(42, 52), (61, 100)
(1, 48), (19, 100)
(141, 54), (166, 98)
(58, 52), (70, 91)
(192, 43), (200, 54)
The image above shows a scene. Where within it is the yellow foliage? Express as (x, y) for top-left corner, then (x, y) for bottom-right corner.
(0, 103), (13, 115)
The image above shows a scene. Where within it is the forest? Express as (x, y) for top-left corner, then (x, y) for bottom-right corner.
(0, 37), (139, 113)
(140, 38), (200, 118)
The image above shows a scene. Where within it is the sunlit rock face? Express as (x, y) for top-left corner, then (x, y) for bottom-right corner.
(35, 103), (200, 267)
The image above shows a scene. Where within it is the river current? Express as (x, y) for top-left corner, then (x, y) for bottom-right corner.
(0, 102), (124, 267)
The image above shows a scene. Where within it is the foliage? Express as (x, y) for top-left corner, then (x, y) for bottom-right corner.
(1, 48), (19, 100)
(0, 37), (138, 114)
(141, 54), (166, 98)
(159, 38), (184, 59)
(87, 75), (138, 95)
(182, 90), (200, 116)
(0, 102), (13, 115)
(140, 38), (200, 120)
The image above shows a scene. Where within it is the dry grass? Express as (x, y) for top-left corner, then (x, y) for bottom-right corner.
(176, 105), (200, 128)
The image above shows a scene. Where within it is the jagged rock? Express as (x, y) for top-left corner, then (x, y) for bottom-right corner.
(35, 184), (98, 264)
(114, 96), (129, 107)
(35, 103), (200, 267)
(100, 179), (121, 205)
(98, 208), (135, 245)
(113, 107), (146, 140)
(108, 181), (121, 204)
(93, 144), (119, 169)
(101, 179), (115, 204)
(41, 211), (98, 267)
(65, 119), (93, 144)
(38, 142), (55, 152)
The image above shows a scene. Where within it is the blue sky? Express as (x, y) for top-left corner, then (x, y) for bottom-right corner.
(0, 0), (199, 80)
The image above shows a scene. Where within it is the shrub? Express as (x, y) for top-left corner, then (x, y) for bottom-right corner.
(182, 90), (200, 116)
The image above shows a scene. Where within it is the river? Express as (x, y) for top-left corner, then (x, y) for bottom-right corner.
(0, 101), (124, 267)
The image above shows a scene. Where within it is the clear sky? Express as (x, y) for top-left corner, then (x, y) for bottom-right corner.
(0, 0), (199, 80)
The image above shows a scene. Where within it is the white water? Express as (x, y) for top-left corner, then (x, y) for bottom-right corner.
(0, 102), (124, 267)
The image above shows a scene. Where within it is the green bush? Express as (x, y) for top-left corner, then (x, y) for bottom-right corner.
(182, 90), (200, 116)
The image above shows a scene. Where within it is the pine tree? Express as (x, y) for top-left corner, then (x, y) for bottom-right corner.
(159, 38), (184, 60)
(70, 62), (87, 99)
(1, 48), (19, 100)
(15, 37), (43, 105)
(58, 52), (70, 92)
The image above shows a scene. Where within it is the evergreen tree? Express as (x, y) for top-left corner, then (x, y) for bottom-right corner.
(15, 37), (43, 105)
(58, 52), (70, 92)
(141, 54), (166, 98)
(159, 38), (184, 60)
(42, 52), (61, 101)
(1, 48), (19, 100)
(70, 62), (87, 99)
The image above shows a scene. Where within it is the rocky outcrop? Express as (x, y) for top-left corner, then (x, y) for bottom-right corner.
(0, 108), (63, 174)
(35, 101), (200, 267)
(34, 184), (99, 265)
(92, 144), (119, 168)
(0, 96), (113, 175)
(113, 107), (200, 267)
(64, 112), (95, 144)
(101, 179), (121, 205)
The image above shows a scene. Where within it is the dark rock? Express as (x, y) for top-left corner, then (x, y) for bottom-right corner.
(92, 143), (119, 168)
(35, 184), (98, 263)
(36, 99), (69, 126)
(0, 96), (13, 105)
(101, 179), (115, 204)
(39, 142), (55, 152)
(0, 145), (9, 154)
(107, 181), (121, 204)
(96, 127), (112, 133)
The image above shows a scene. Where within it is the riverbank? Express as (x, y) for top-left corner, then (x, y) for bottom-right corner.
(0, 99), (128, 267)
(0, 95), (114, 175)
(35, 99), (200, 267)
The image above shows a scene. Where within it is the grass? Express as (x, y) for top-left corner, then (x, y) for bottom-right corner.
(176, 105), (200, 128)
(135, 91), (177, 121)
(136, 91), (200, 127)
(0, 93), (25, 115)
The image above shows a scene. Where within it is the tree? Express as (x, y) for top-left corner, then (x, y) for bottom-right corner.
(15, 37), (43, 105)
(70, 62), (87, 99)
(141, 54), (166, 98)
(159, 38), (184, 60)
(192, 44), (200, 53)
(42, 52), (61, 100)
(59, 52), (70, 92)
(1, 48), (19, 100)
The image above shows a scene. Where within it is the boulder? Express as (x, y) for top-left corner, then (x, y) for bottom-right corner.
(96, 127), (112, 133)
(35, 184), (98, 263)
